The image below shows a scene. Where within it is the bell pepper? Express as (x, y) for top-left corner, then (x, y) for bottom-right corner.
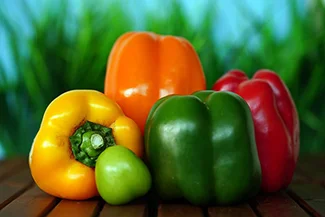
(145, 90), (262, 205)
(29, 90), (143, 200)
(212, 69), (300, 192)
(104, 31), (206, 134)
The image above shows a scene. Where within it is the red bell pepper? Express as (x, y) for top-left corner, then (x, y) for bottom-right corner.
(212, 69), (300, 192)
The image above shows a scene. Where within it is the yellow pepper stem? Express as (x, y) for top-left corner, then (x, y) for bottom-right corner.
(70, 121), (116, 167)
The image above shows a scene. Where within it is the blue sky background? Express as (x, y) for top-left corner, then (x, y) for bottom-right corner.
(0, 0), (307, 158)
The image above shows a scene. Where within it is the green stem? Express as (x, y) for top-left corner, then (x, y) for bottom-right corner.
(69, 121), (116, 167)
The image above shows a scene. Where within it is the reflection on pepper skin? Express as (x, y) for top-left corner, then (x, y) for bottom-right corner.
(104, 31), (206, 134)
(213, 69), (300, 193)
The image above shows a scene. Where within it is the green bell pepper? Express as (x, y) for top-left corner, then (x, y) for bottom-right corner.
(145, 90), (262, 205)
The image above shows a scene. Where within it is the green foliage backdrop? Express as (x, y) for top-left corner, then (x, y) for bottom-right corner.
(0, 0), (325, 158)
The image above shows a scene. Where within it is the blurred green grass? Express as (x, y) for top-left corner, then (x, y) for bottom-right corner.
(0, 0), (324, 158)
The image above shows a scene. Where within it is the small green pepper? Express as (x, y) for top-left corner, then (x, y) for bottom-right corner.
(95, 145), (151, 205)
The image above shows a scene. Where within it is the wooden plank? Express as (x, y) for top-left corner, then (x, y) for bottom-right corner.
(0, 168), (34, 209)
(291, 170), (311, 184)
(0, 158), (28, 181)
(297, 154), (325, 184)
(158, 204), (204, 217)
(0, 185), (59, 217)
(299, 154), (325, 167)
(208, 204), (257, 217)
(289, 183), (325, 200)
(288, 183), (325, 217)
(99, 203), (147, 217)
(47, 199), (101, 217)
(252, 191), (309, 217)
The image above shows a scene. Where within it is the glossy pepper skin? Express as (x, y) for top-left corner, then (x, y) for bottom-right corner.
(104, 31), (206, 134)
(95, 145), (152, 205)
(212, 69), (300, 193)
(145, 90), (261, 205)
(29, 90), (142, 200)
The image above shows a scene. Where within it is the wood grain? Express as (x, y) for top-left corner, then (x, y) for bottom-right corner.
(158, 204), (204, 217)
(0, 158), (27, 181)
(0, 185), (59, 217)
(288, 183), (325, 217)
(0, 155), (324, 217)
(252, 191), (309, 217)
(208, 204), (257, 217)
(0, 168), (34, 209)
(47, 199), (101, 217)
(99, 203), (147, 217)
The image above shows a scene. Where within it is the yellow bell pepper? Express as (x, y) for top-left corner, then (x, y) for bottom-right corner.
(29, 90), (143, 200)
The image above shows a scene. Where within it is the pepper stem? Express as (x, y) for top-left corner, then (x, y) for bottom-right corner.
(69, 121), (116, 167)
(91, 134), (104, 149)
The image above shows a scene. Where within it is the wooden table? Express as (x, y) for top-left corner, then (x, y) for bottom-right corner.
(0, 154), (324, 217)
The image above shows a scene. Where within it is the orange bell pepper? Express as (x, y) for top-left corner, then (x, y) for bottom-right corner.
(104, 31), (206, 134)
(29, 90), (142, 200)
